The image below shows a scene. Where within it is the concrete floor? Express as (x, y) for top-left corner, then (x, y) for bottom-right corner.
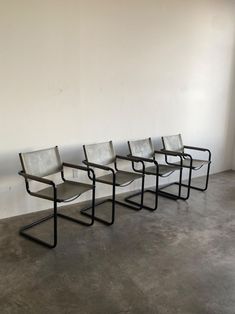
(0, 171), (235, 314)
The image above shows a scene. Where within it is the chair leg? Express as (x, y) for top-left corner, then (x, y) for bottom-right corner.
(57, 187), (96, 226)
(20, 187), (96, 248)
(172, 166), (192, 200)
(81, 177), (145, 225)
(81, 183), (116, 225)
(125, 175), (158, 211)
(158, 167), (183, 200)
(19, 200), (58, 249)
(187, 162), (211, 191)
(174, 162), (210, 199)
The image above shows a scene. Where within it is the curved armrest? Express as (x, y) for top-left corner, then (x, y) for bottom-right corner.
(116, 155), (143, 163)
(63, 162), (95, 175)
(160, 149), (192, 159)
(115, 155), (145, 173)
(184, 145), (211, 160)
(62, 162), (95, 182)
(18, 171), (55, 186)
(184, 145), (208, 152)
(128, 155), (158, 165)
(83, 160), (115, 174)
(155, 150), (182, 158)
(63, 162), (90, 172)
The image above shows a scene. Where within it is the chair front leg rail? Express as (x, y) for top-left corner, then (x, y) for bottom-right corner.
(160, 150), (193, 200)
(18, 171), (57, 248)
(81, 160), (116, 225)
(183, 145), (211, 191)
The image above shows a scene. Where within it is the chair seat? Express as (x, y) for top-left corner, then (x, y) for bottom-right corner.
(173, 158), (210, 169)
(145, 164), (180, 176)
(37, 180), (94, 202)
(96, 170), (143, 186)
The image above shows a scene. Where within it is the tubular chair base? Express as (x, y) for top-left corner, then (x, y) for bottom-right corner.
(81, 199), (114, 226)
(19, 214), (56, 249)
(81, 196), (143, 226)
(125, 190), (158, 211)
(172, 164), (210, 199)
(57, 213), (94, 226)
(158, 185), (179, 200)
(19, 206), (94, 249)
(158, 182), (186, 200)
(178, 162), (210, 192)
(125, 182), (182, 211)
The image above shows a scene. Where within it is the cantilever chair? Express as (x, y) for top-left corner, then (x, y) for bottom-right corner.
(19, 146), (95, 248)
(127, 138), (183, 210)
(81, 141), (145, 225)
(162, 134), (211, 199)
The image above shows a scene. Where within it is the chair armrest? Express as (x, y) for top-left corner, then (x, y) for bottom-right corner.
(83, 160), (115, 173)
(160, 149), (192, 159)
(18, 171), (55, 186)
(62, 162), (95, 181)
(184, 145), (211, 160)
(128, 154), (157, 164)
(155, 149), (181, 158)
(184, 145), (210, 151)
(63, 162), (95, 175)
(115, 155), (145, 173)
(127, 154), (158, 174)
(116, 155), (144, 163)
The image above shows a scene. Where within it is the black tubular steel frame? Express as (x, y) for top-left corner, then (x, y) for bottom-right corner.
(125, 147), (185, 210)
(162, 145), (211, 198)
(184, 146), (211, 191)
(18, 162), (96, 249)
(81, 151), (145, 226)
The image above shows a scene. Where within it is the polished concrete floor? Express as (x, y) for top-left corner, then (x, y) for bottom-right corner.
(0, 171), (235, 314)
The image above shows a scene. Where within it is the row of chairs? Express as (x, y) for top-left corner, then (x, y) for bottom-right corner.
(19, 134), (211, 248)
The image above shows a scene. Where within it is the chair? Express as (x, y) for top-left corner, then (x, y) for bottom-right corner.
(81, 141), (145, 225)
(127, 137), (183, 210)
(19, 146), (95, 248)
(161, 134), (211, 199)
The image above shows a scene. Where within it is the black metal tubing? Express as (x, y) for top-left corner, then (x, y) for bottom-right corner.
(183, 145), (211, 191)
(18, 174), (58, 248)
(115, 154), (145, 173)
(124, 154), (159, 210)
(81, 160), (116, 225)
(81, 156), (145, 225)
(18, 166), (96, 248)
(162, 145), (211, 193)
(154, 149), (184, 200)
(161, 149), (193, 200)
(61, 162), (95, 181)
(115, 154), (145, 210)
(126, 145), (185, 209)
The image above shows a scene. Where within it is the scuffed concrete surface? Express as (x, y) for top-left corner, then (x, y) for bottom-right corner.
(0, 171), (235, 313)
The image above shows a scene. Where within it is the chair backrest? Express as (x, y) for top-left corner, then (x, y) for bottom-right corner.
(128, 138), (154, 158)
(162, 134), (184, 152)
(19, 146), (62, 177)
(83, 141), (116, 165)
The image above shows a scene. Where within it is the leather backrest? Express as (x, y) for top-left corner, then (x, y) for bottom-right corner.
(84, 141), (115, 165)
(162, 134), (184, 152)
(128, 138), (154, 158)
(20, 146), (62, 177)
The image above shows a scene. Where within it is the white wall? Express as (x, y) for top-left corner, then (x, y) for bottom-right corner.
(0, 0), (235, 219)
